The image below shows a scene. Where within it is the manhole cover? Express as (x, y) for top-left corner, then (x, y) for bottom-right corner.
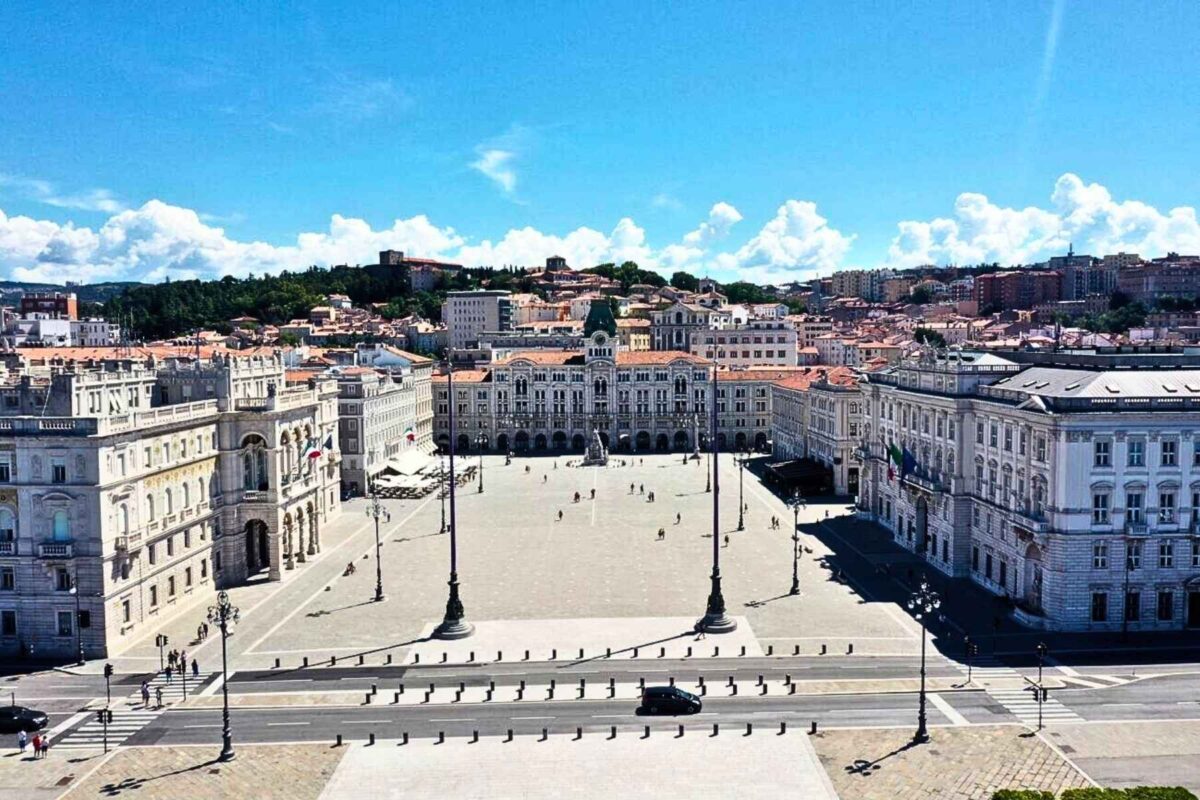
(56, 776), (75, 787)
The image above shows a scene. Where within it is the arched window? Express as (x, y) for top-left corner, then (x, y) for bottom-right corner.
(52, 510), (70, 540)
(0, 508), (14, 541)
(182, 482), (191, 508)
(164, 488), (173, 515)
(119, 504), (129, 536)
(242, 435), (269, 491)
(146, 494), (156, 521)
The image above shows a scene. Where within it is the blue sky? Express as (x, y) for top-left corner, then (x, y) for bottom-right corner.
(1, 1), (1198, 284)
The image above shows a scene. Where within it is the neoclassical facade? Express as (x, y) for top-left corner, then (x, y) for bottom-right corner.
(0, 351), (341, 660)
(855, 349), (1200, 631)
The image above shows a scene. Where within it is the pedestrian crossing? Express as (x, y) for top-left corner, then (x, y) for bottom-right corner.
(53, 670), (218, 751)
(950, 655), (1082, 726)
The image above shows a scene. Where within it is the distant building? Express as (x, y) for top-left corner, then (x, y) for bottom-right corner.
(442, 291), (513, 350)
(377, 250), (464, 293)
(19, 293), (78, 320)
(1116, 258), (1200, 303)
(689, 320), (798, 368)
(975, 271), (1061, 311)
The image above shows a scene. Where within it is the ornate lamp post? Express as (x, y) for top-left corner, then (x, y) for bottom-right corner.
(365, 485), (390, 603)
(697, 364), (736, 633)
(736, 451), (746, 531)
(907, 576), (941, 743)
(476, 433), (486, 494)
(434, 359), (473, 639)
(790, 493), (806, 595)
(207, 591), (240, 762)
(439, 454), (447, 534)
(691, 413), (701, 460)
(70, 573), (85, 666)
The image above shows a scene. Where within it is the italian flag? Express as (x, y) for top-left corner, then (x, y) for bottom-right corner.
(405, 427), (416, 442)
(304, 439), (322, 460)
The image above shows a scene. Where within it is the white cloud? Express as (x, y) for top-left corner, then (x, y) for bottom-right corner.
(683, 202), (743, 246)
(470, 149), (517, 195)
(717, 200), (853, 282)
(0, 174), (126, 213)
(886, 173), (1200, 267)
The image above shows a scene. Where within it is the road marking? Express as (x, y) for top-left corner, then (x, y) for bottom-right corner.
(590, 714), (630, 719)
(198, 669), (232, 698)
(928, 693), (970, 726)
(267, 722), (310, 726)
(47, 710), (90, 737)
(184, 724), (224, 728)
(429, 718), (475, 722)
(512, 715), (555, 720)
(342, 719), (391, 724)
(1047, 658), (1079, 677)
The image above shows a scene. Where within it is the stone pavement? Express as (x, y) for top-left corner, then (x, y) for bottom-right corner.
(59, 744), (344, 800)
(1045, 720), (1200, 793)
(319, 732), (839, 799)
(0, 745), (105, 800)
(810, 725), (1093, 799)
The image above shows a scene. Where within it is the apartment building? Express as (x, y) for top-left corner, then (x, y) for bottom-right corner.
(770, 367), (861, 495)
(689, 320), (798, 368)
(442, 290), (513, 350)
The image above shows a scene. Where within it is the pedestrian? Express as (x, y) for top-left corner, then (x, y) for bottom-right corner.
(629, 482), (634, 494)
(557, 510), (563, 521)
(165, 665), (173, 684)
(675, 513), (681, 525)
(31, 734), (41, 758)
(192, 658), (199, 678)
(204, 622), (210, 639)
(543, 474), (547, 483)
(180, 650), (187, 669)
(18, 730), (27, 753)
(590, 488), (595, 499)
(824, 510), (829, 519)
(155, 686), (164, 708)
(723, 534), (730, 548)
(639, 484), (644, 495)
(197, 624), (203, 642)
(38, 735), (49, 759)
(657, 528), (665, 540)
(553, 462), (557, 470)
(141, 681), (151, 707)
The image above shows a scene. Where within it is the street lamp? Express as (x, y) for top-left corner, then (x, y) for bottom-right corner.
(697, 364), (736, 633)
(439, 454), (447, 534)
(69, 574), (84, 666)
(434, 359), (473, 640)
(691, 413), (701, 460)
(790, 493), (806, 595)
(736, 451), (746, 531)
(364, 485), (390, 603)
(1036, 641), (1047, 686)
(907, 576), (941, 743)
(476, 433), (486, 494)
(207, 591), (240, 762)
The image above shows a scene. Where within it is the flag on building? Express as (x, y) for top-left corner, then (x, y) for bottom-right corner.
(304, 439), (322, 460)
(404, 426), (415, 442)
(900, 447), (917, 480)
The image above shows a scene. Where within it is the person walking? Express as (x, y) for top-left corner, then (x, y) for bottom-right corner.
(141, 681), (151, 707)
(30, 734), (41, 759)
(38, 735), (49, 759)
(191, 657), (199, 678)
(723, 534), (730, 548)
(639, 484), (644, 495)
(164, 665), (173, 684)
(590, 488), (595, 500)
(629, 482), (634, 494)
(657, 527), (665, 540)
(155, 686), (164, 709)
(557, 510), (563, 521)
(675, 512), (681, 525)
(17, 730), (27, 754)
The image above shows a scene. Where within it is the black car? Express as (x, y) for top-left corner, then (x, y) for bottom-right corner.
(0, 705), (49, 733)
(639, 686), (702, 715)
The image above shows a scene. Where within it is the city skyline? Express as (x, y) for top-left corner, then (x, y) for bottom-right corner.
(2, 2), (1199, 284)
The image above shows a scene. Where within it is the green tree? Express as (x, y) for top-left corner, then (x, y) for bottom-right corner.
(909, 285), (933, 304)
(913, 327), (947, 347)
(277, 331), (301, 346)
(670, 271), (699, 291)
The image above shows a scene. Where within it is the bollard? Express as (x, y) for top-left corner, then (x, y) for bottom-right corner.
(441, 652), (448, 663)
(524, 649), (530, 661)
(610, 725), (616, 739)
(402, 732), (409, 745)
(580, 678), (586, 692)
(469, 651), (475, 663)
(368, 732), (375, 746)
(746, 723), (753, 736)
(472, 730), (479, 743)
(372, 683), (378, 695)
(330, 656), (337, 666)
(820, 644), (827, 655)
(810, 721), (818, 735)
(669, 676), (675, 687)
(486, 689), (494, 701)
(438, 731), (444, 743)
(273, 657), (280, 669)
(659, 646), (666, 658)
(789, 683), (797, 695)
(489, 680), (496, 692)
(520, 679), (526, 691)
(497, 650), (503, 662)
(794, 644), (801, 656)
(686, 646), (692, 658)
(336, 733), (343, 747)
(430, 683), (436, 693)
(639, 677), (645, 690)
(399, 683), (405, 694)
(767, 645), (774, 656)
(731, 683), (738, 696)
(714, 646), (719, 657)
(761, 684), (768, 695)
(606, 647), (612, 658)
(550, 679), (556, 690)
(460, 682), (466, 692)
(698, 676), (705, 686)
(780, 722), (787, 735)
(700, 684), (707, 696)
(643, 725), (650, 739)
(847, 643), (854, 655)
(579, 648), (585, 659)
(727, 675), (735, 686)
(713, 723), (719, 737)
(507, 729), (513, 742)
(393, 691), (399, 704)
(549, 648), (556, 660)
(785, 674), (791, 685)
(455, 689), (463, 702)
(541, 728), (548, 741)
(424, 690), (432, 703)
(678, 724), (684, 737)
(414, 653), (420, 664)
(358, 655), (365, 666)
(740, 646), (747, 657)
(633, 647), (639, 658)
(365, 692), (372, 704)
(757, 674), (764, 686)
(303, 656), (309, 667)
(386, 654), (393, 665)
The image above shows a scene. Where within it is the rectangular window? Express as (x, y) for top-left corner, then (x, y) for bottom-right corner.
(1128, 440), (1144, 467)
(168, 576), (176, 596)
(0, 455), (11, 483)
(1194, 440), (1200, 467)
(148, 544), (157, 565)
(989, 424), (998, 448)
(1126, 492), (1144, 522)
(1004, 427), (1013, 452)
(0, 566), (13, 590)
(122, 599), (131, 624)
(1162, 440), (1178, 467)
(201, 558), (208, 579)
(1125, 591), (1140, 621)
(984, 553), (993, 580)
(1092, 542), (1108, 569)
(976, 422), (984, 445)
(998, 560), (1007, 588)
(149, 585), (158, 607)
(185, 566), (193, 587)
(0, 609), (14, 636)
(1159, 540), (1174, 568)
(1157, 591), (1174, 621)
(1160, 492), (1176, 523)
(1094, 440), (1110, 467)
(57, 610), (73, 636)
(1092, 493), (1110, 524)
(971, 546), (979, 571)
(1036, 436), (1047, 462)
(1127, 541), (1142, 570)
(51, 458), (66, 484)
(1091, 592), (1108, 622)
(56, 568), (71, 591)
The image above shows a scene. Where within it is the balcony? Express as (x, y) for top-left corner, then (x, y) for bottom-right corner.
(1012, 507), (1049, 535)
(1124, 519), (1149, 536)
(114, 536), (129, 552)
(242, 489), (270, 503)
(901, 467), (946, 495)
(0, 541), (15, 556)
(37, 542), (74, 559)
